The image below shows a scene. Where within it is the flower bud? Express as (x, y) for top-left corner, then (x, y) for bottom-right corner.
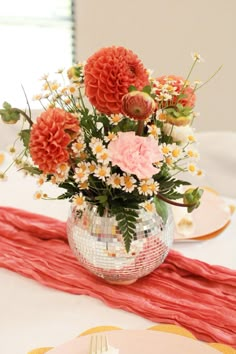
(159, 113), (192, 126)
(0, 102), (20, 124)
(122, 91), (156, 120)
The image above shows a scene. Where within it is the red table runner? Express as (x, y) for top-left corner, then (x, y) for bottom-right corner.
(0, 206), (235, 348)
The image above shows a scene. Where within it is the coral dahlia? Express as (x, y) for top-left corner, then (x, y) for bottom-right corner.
(155, 75), (196, 108)
(84, 46), (149, 115)
(29, 108), (79, 173)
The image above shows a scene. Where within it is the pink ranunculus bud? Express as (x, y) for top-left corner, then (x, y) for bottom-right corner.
(121, 91), (156, 120)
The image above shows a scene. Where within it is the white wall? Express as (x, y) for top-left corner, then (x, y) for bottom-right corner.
(74, 0), (236, 132)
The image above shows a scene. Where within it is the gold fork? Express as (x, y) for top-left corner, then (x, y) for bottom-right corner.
(89, 335), (108, 354)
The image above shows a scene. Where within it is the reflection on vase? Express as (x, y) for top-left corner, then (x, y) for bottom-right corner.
(67, 204), (174, 285)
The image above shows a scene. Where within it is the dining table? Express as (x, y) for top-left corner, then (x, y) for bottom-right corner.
(0, 141), (236, 354)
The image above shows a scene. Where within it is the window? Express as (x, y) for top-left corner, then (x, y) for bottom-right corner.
(0, 0), (75, 108)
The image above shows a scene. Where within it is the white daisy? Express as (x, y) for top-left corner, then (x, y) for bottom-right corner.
(72, 193), (86, 210)
(107, 173), (124, 189)
(94, 165), (111, 181)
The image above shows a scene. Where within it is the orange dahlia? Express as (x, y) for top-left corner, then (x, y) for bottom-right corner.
(29, 108), (79, 173)
(84, 46), (149, 115)
(155, 75), (196, 108)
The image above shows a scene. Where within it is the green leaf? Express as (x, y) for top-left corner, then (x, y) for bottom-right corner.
(153, 196), (168, 224)
(128, 85), (137, 92)
(95, 195), (108, 203)
(176, 103), (184, 111)
(142, 85), (152, 94)
(0, 102), (21, 124)
(19, 129), (31, 149)
(112, 206), (139, 253)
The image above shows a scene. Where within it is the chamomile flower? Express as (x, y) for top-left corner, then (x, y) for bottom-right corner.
(196, 169), (205, 177)
(138, 179), (159, 196)
(37, 174), (47, 186)
(138, 180), (152, 196)
(104, 131), (117, 143)
(191, 52), (204, 62)
(90, 138), (105, 155)
(74, 167), (89, 183)
(187, 162), (197, 175)
(34, 190), (44, 200)
(141, 201), (156, 213)
(54, 163), (70, 182)
(122, 174), (136, 193)
(72, 193), (86, 210)
(79, 181), (89, 189)
(186, 148), (200, 160)
(96, 149), (110, 165)
(32, 94), (43, 101)
(187, 134), (196, 143)
(107, 173), (124, 189)
(108, 114), (123, 125)
(171, 145), (183, 159)
(147, 124), (160, 138)
(88, 161), (97, 174)
(161, 143), (171, 156)
(94, 164), (111, 181)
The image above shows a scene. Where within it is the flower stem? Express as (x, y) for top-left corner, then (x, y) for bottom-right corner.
(157, 192), (196, 208)
(136, 120), (144, 135)
(194, 65), (223, 92)
(12, 108), (33, 126)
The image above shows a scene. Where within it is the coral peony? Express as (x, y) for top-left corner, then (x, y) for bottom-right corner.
(121, 91), (156, 120)
(108, 131), (163, 179)
(84, 46), (149, 115)
(29, 108), (79, 173)
(155, 75), (196, 108)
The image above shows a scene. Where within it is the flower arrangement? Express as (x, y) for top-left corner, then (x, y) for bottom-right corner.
(0, 46), (220, 251)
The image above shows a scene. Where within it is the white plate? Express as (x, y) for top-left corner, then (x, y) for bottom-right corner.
(47, 329), (221, 354)
(173, 188), (231, 240)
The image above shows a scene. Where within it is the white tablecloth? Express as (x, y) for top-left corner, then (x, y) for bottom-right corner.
(0, 153), (236, 354)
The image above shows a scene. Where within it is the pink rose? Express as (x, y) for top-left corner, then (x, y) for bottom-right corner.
(108, 132), (163, 179)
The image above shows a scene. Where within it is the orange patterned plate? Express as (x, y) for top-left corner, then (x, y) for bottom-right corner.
(28, 324), (236, 354)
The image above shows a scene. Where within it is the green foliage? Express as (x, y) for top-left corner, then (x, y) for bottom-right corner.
(112, 206), (139, 253)
(153, 196), (168, 224)
(19, 129), (31, 149)
(0, 102), (21, 124)
(183, 187), (204, 212)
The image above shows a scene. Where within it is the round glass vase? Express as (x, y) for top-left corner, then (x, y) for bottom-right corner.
(67, 203), (174, 285)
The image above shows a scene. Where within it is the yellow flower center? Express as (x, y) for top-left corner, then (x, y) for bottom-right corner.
(95, 145), (103, 153)
(114, 177), (121, 185)
(188, 164), (196, 172)
(89, 164), (96, 173)
(172, 148), (180, 158)
(162, 146), (170, 154)
(124, 176), (133, 188)
(140, 184), (149, 192)
(75, 142), (84, 150)
(74, 196), (84, 205)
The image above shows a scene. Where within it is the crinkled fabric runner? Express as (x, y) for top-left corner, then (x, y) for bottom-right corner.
(0, 206), (236, 348)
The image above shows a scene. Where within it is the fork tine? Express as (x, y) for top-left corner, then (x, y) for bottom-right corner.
(89, 335), (94, 354)
(88, 335), (108, 354)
